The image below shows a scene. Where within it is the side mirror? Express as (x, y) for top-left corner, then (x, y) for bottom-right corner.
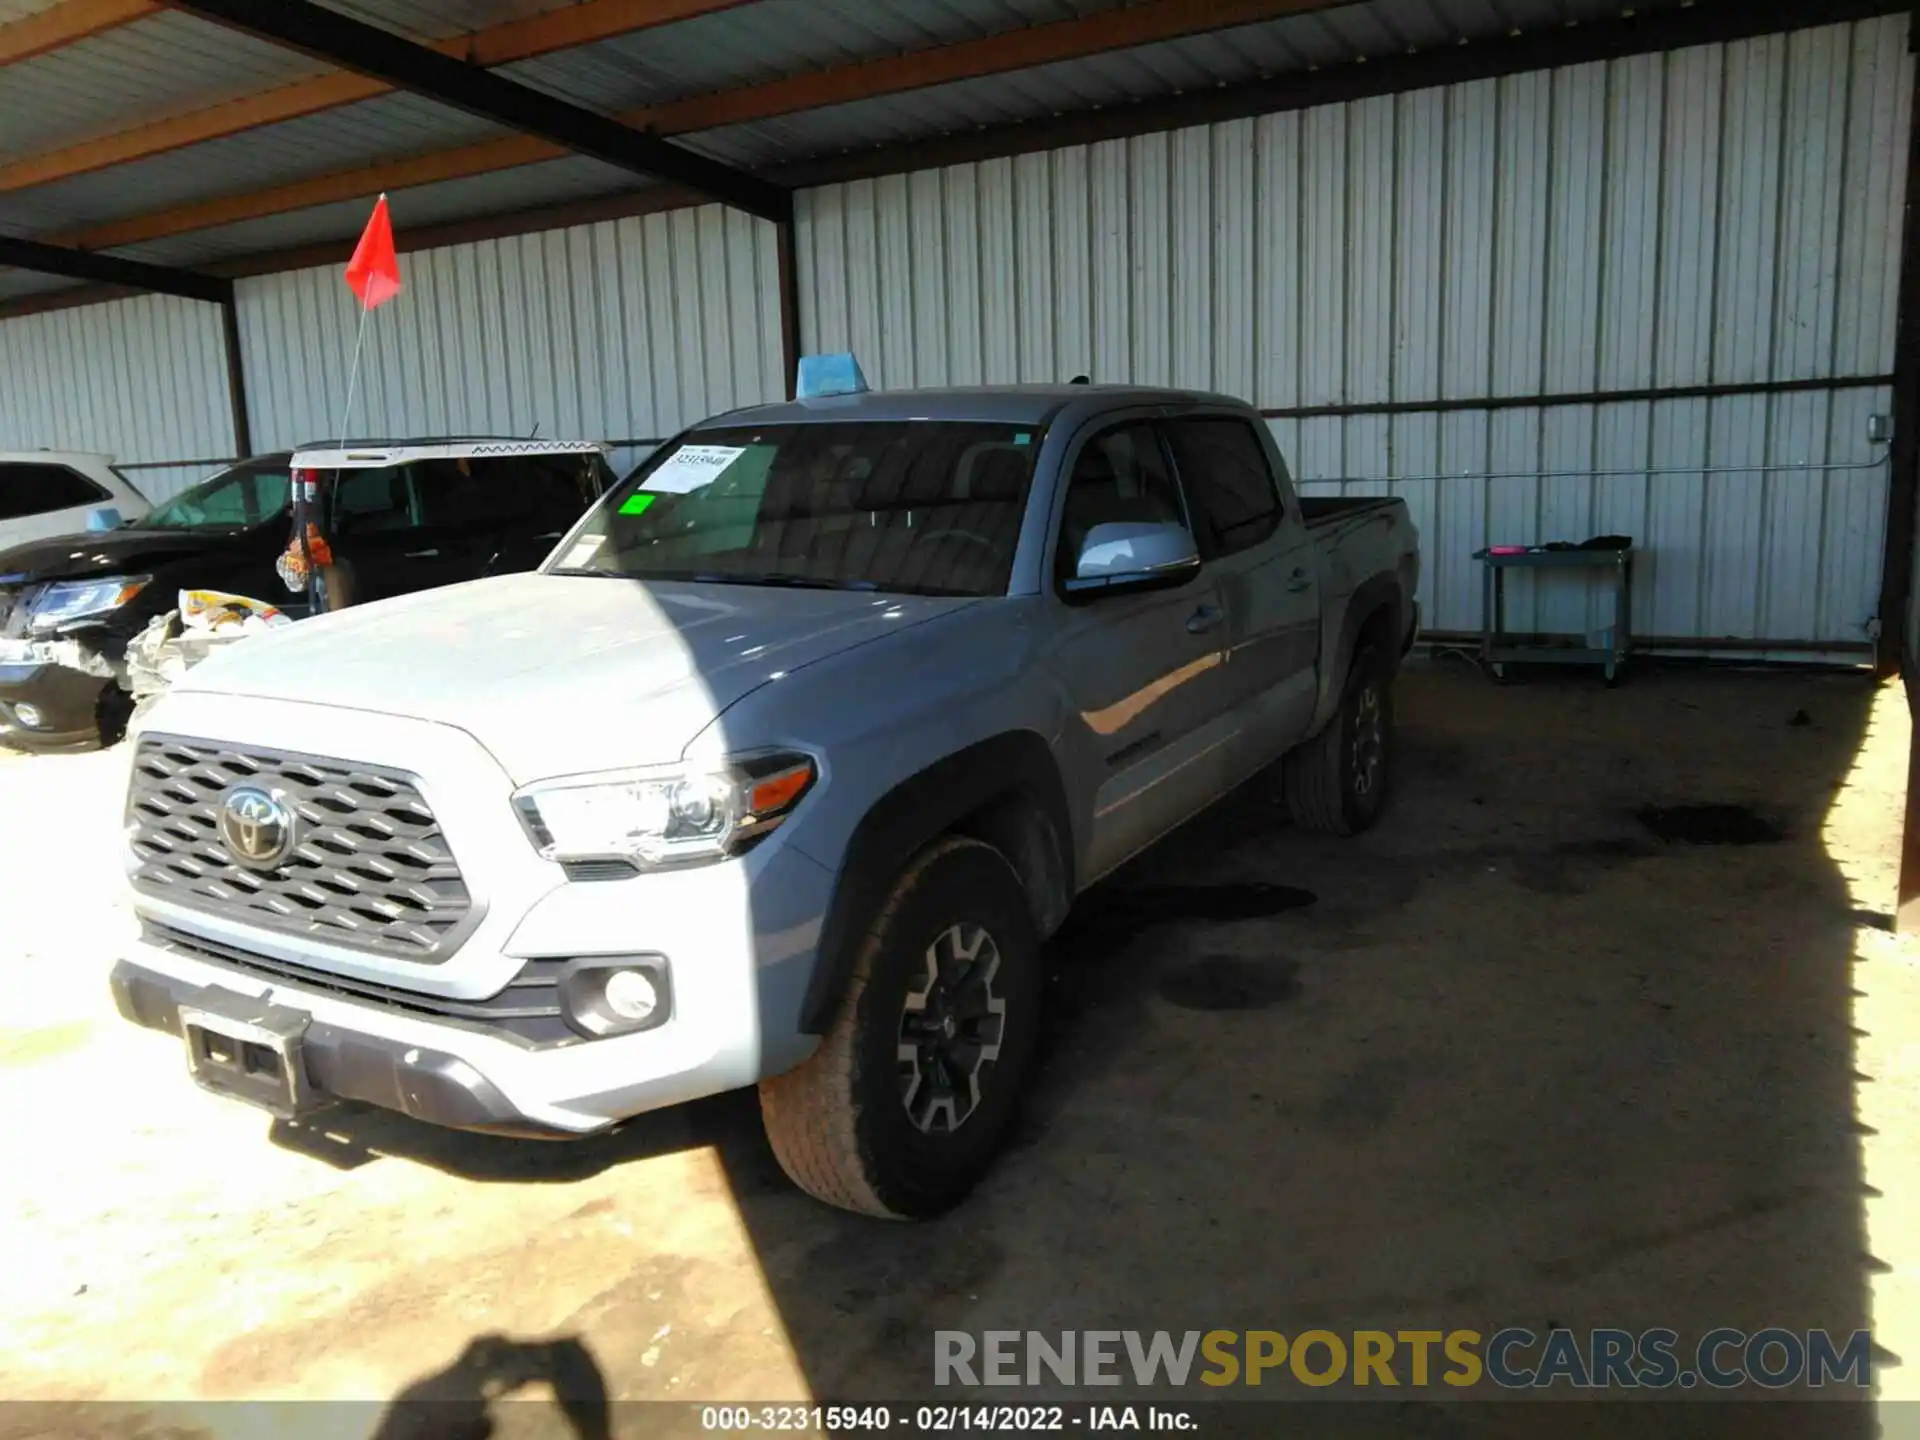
(1064, 520), (1202, 597)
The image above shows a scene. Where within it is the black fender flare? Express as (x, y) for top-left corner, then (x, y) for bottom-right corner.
(1329, 572), (1407, 696)
(796, 731), (1073, 1035)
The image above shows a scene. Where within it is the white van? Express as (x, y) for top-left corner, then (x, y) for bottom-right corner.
(0, 452), (151, 552)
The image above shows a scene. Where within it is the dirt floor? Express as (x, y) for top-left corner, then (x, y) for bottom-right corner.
(3, 659), (1918, 1438)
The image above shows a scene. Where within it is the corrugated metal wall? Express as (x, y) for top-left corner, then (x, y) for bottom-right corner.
(0, 293), (237, 504)
(795, 15), (1913, 652)
(235, 203), (786, 474)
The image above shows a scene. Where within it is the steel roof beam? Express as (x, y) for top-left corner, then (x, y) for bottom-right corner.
(0, 235), (231, 303)
(164, 0), (790, 223)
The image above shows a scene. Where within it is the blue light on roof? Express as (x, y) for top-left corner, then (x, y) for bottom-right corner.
(797, 353), (870, 399)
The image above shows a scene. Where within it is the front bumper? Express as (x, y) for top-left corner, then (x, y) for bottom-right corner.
(112, 956), (570, 1137)
(110, 914), (803, 1136)
(112, 691), (835, 1136)
(0, 658), (111, 748)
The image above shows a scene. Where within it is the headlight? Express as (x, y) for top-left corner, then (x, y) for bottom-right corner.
(512, 751), (817, 869)
(28, 575), (149, 631)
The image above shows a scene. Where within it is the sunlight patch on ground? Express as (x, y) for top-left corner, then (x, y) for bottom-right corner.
(1827, 679), (1920, 1405)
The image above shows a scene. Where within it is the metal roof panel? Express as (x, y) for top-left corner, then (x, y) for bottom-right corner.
(0, 10), (331, 164)
(115, 155), (645, 268)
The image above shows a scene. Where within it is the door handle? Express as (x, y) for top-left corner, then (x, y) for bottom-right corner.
(1286, 567), (1313, 593)
(404, 548), (442, 559)
(1186, 603), (1225, 635)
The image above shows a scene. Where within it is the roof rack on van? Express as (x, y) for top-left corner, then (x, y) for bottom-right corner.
(290, 437), (609, 468)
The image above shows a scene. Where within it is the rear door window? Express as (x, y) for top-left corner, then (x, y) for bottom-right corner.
(0, 462), (111, 520)
(415, 455), (604, 531)
(328, 466), (418, 534)
(1163, 417), (1284, 557)
(143, 460), (290, 529)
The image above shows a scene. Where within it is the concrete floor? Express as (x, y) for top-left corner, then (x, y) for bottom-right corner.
(3, 659), (1918, 1438)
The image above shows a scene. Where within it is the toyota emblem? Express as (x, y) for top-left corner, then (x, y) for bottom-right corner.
(218, 786), (295, 869)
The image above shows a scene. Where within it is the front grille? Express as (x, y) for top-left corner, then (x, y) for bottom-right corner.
(127, 735), (475, 962)
(144, 921), (575, 1048)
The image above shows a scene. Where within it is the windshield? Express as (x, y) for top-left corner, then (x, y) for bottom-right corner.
(551, 422), (1042, 597)
(141, 458), (292, 530)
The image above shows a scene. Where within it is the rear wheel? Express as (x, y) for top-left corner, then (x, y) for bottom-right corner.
(758, 836), (1041, 1219)
(1283, 644), (1395, 835)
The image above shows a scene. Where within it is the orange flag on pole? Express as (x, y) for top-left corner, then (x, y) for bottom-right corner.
(344, 194), (402, 310)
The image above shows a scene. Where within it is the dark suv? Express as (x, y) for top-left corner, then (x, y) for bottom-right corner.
(0, 439), (616, 750)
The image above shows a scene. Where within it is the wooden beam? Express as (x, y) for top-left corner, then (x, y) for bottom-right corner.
(0, 0), (154, 66)
(165, 0), (788, 220)
(0, 0), (753, 192)
(58, 0), (1352, 251)
(635, 0), (1357, 135)
(0, 184), (709, 319)
(63, 136), (564, 251)
(209, 183), (707, 278)
(0, 281), (139, 319)
(775, 0), (1914, 186)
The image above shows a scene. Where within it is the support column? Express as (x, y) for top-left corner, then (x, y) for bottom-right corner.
(776, 214), (801, 400)
(219, 293), (252, 457)
(1875, 9), (1920, 680)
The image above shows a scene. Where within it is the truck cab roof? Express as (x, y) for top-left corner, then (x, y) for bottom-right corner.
(694, 384), (1257, 431)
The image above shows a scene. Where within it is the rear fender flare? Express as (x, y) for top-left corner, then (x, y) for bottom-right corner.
(1314, 572), (1405, 734)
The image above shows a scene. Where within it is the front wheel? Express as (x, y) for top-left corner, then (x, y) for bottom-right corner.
(758, 836), (1041, 1219)
(1283, 645), (1396, 835)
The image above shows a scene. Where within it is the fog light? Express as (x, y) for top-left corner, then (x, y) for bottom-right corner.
(603, 968), (661, 1023)
(558, 956), (672, 1038)
(10, 702), (44, 730)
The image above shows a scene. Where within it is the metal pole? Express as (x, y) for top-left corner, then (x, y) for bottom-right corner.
(219, 295), (252, 457)
(307, 301), (374, 615)
(1878, 6), (1920, 682)
(776, 217), (801, 399)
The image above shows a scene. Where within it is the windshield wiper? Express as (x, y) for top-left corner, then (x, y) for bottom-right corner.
(690, 571), (878, 591)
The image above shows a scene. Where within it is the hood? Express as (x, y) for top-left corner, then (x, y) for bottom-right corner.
(0, 526), (255, 586)
(174, 571), (979, 782)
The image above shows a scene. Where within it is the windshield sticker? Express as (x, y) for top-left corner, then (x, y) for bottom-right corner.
(1014, 432), (1032, 446)
(559, 536), (605, 569)
(642, 444), (746, 494)
(618, 492), (658, 516)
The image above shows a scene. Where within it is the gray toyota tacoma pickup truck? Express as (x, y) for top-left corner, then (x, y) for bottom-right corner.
(111, 380), (1421, 1218)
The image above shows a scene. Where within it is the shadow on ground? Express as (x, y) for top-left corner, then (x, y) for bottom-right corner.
(316, 659), (1890, 1437)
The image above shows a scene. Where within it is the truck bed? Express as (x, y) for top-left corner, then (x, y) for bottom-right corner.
(1297, 493), (1417, 606)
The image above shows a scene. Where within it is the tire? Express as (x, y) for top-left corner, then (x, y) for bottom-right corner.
(758, 836), (1042, 1219)
(1283, 644), (1396, 836)
(95, 682), (133, 747)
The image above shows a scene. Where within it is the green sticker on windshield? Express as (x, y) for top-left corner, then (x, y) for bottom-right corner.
(1014, 432), (1032, 446)
(619, 493), (658, 515)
